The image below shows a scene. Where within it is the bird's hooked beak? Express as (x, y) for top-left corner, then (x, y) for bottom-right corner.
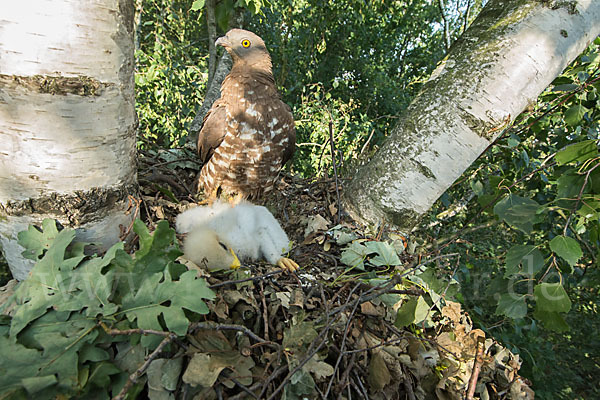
(229, 248), (241, 269)
(215, 35), (231, 48)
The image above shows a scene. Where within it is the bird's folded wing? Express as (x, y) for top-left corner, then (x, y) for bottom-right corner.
(197, 98), (228, 163)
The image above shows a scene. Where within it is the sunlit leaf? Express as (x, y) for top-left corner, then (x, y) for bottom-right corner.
(564, 104), (589, 126)
(190, 0), (205, 11)
(555, 140), (598, 165)
(365, 241), (401, 266)
(549, 235), (582, 267)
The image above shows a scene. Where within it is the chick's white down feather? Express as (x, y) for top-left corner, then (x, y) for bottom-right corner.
(176, 201), (292, 267)
(182, 229), (240, 270)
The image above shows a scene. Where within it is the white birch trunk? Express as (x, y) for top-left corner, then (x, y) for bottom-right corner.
(0, 0), (138, 280)
(343, 0), (600, 232)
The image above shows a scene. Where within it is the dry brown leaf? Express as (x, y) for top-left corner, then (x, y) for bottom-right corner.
(441, 300), (462, 324)
(290, 288), (305, 308)
(368, 351), (391, 391)
(360, 301), (384, 317)
(328, 202), (338, 216)
(436, 332), (463, 357)
(303, 214), (331, 238)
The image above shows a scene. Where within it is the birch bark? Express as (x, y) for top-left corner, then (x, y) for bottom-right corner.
(343, 0), (600, 232)
(0, 0), (138, 280)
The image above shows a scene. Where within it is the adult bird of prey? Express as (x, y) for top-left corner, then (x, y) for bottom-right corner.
(197, 29), (296, 200)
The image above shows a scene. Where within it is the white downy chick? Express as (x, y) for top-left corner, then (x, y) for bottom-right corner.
(181, 229), (241, 271)
(176, 201), (298, 272)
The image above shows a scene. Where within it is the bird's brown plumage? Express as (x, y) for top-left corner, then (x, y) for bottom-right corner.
(197, 29), (296, 199)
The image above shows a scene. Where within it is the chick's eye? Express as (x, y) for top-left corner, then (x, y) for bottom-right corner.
(241, 39), (251, 48)
(218, 242), (228, 251)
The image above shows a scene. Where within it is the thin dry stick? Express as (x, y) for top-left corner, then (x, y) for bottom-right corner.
(112, 333), (177, 400)
(337, 352), (357, 395)
(264, 313), (341, 400)
(208, 270), (283, 289)
(466, 335), (486, 400)
(100, 321), (175, 338)
(352, 369), (369, 399)
(359, 128), (376, 156)
(259, 280), (270, 342)
(324, 288), (363, 398)
(402, 364), (417, 400)
(120, 194), (141, 241)
(228, 377), (259, 399)
(328, 120), (342, 224)
(263, 283), (363, 400)
(190, 322), (279, 350)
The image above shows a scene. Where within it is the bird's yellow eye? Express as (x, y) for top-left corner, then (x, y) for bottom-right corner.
(241, 39), (251, 48)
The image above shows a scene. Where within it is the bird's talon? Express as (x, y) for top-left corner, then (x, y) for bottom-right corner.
(277, 257), (299, 273)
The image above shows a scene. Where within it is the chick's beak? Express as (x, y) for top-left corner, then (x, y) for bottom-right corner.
(215, 36), (230, 48)
(229, 249), (241, 269)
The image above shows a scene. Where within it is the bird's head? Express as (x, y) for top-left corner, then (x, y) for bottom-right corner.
(216, 29), (271, 69)
(182, 228), (241, 271)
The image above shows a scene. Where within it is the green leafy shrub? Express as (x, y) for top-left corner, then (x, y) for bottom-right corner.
(136, 0), (208, 148)
(291, 83), (381, 177)
(0, 219), (214, 398)
(425, 38), (600, 397)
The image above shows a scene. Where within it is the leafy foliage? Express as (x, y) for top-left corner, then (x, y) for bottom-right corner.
(0, 219), (214, 398)
(424, 37), (600, 397)
(135, 0), (478, 177)
(136, 1), (208, 148)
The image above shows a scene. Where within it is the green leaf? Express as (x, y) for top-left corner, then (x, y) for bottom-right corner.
(283, 321), (318, 350)
(17, 219), (60, 260)
(493, 194), (541, 233)
(549, 235), (583, 266)
(133, 220), (182, 276)
(340, 242), (368, 270)
(394, 296), (429, 327)
(577, 201), (600, 221)
(1, 312), (97, 395)
(190, 0), (205, 11)
(533, 308), (570, 332)
(495, 293), (527, 319)
(470, 180), (484, 195)
(87, 361), (121, 387)
(282, 369), (315, 400)
(552, 83), (579, 92)
(504, 245), (544, 277)
(10, 228), (82, 336)
(215, 0), (234, 32)
(564, 104), (589, 126)
(122, 270), (214, 347)
(20, 375), (57, 395)
(555, 140), (598, 165)
(394, 298), (418, 327)
(364, 241), (401, 266)
(302, 358), (334, 380)
(534, 283), (571, 313)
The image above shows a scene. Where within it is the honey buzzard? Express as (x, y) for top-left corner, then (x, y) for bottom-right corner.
(197, 29), (296, 199)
